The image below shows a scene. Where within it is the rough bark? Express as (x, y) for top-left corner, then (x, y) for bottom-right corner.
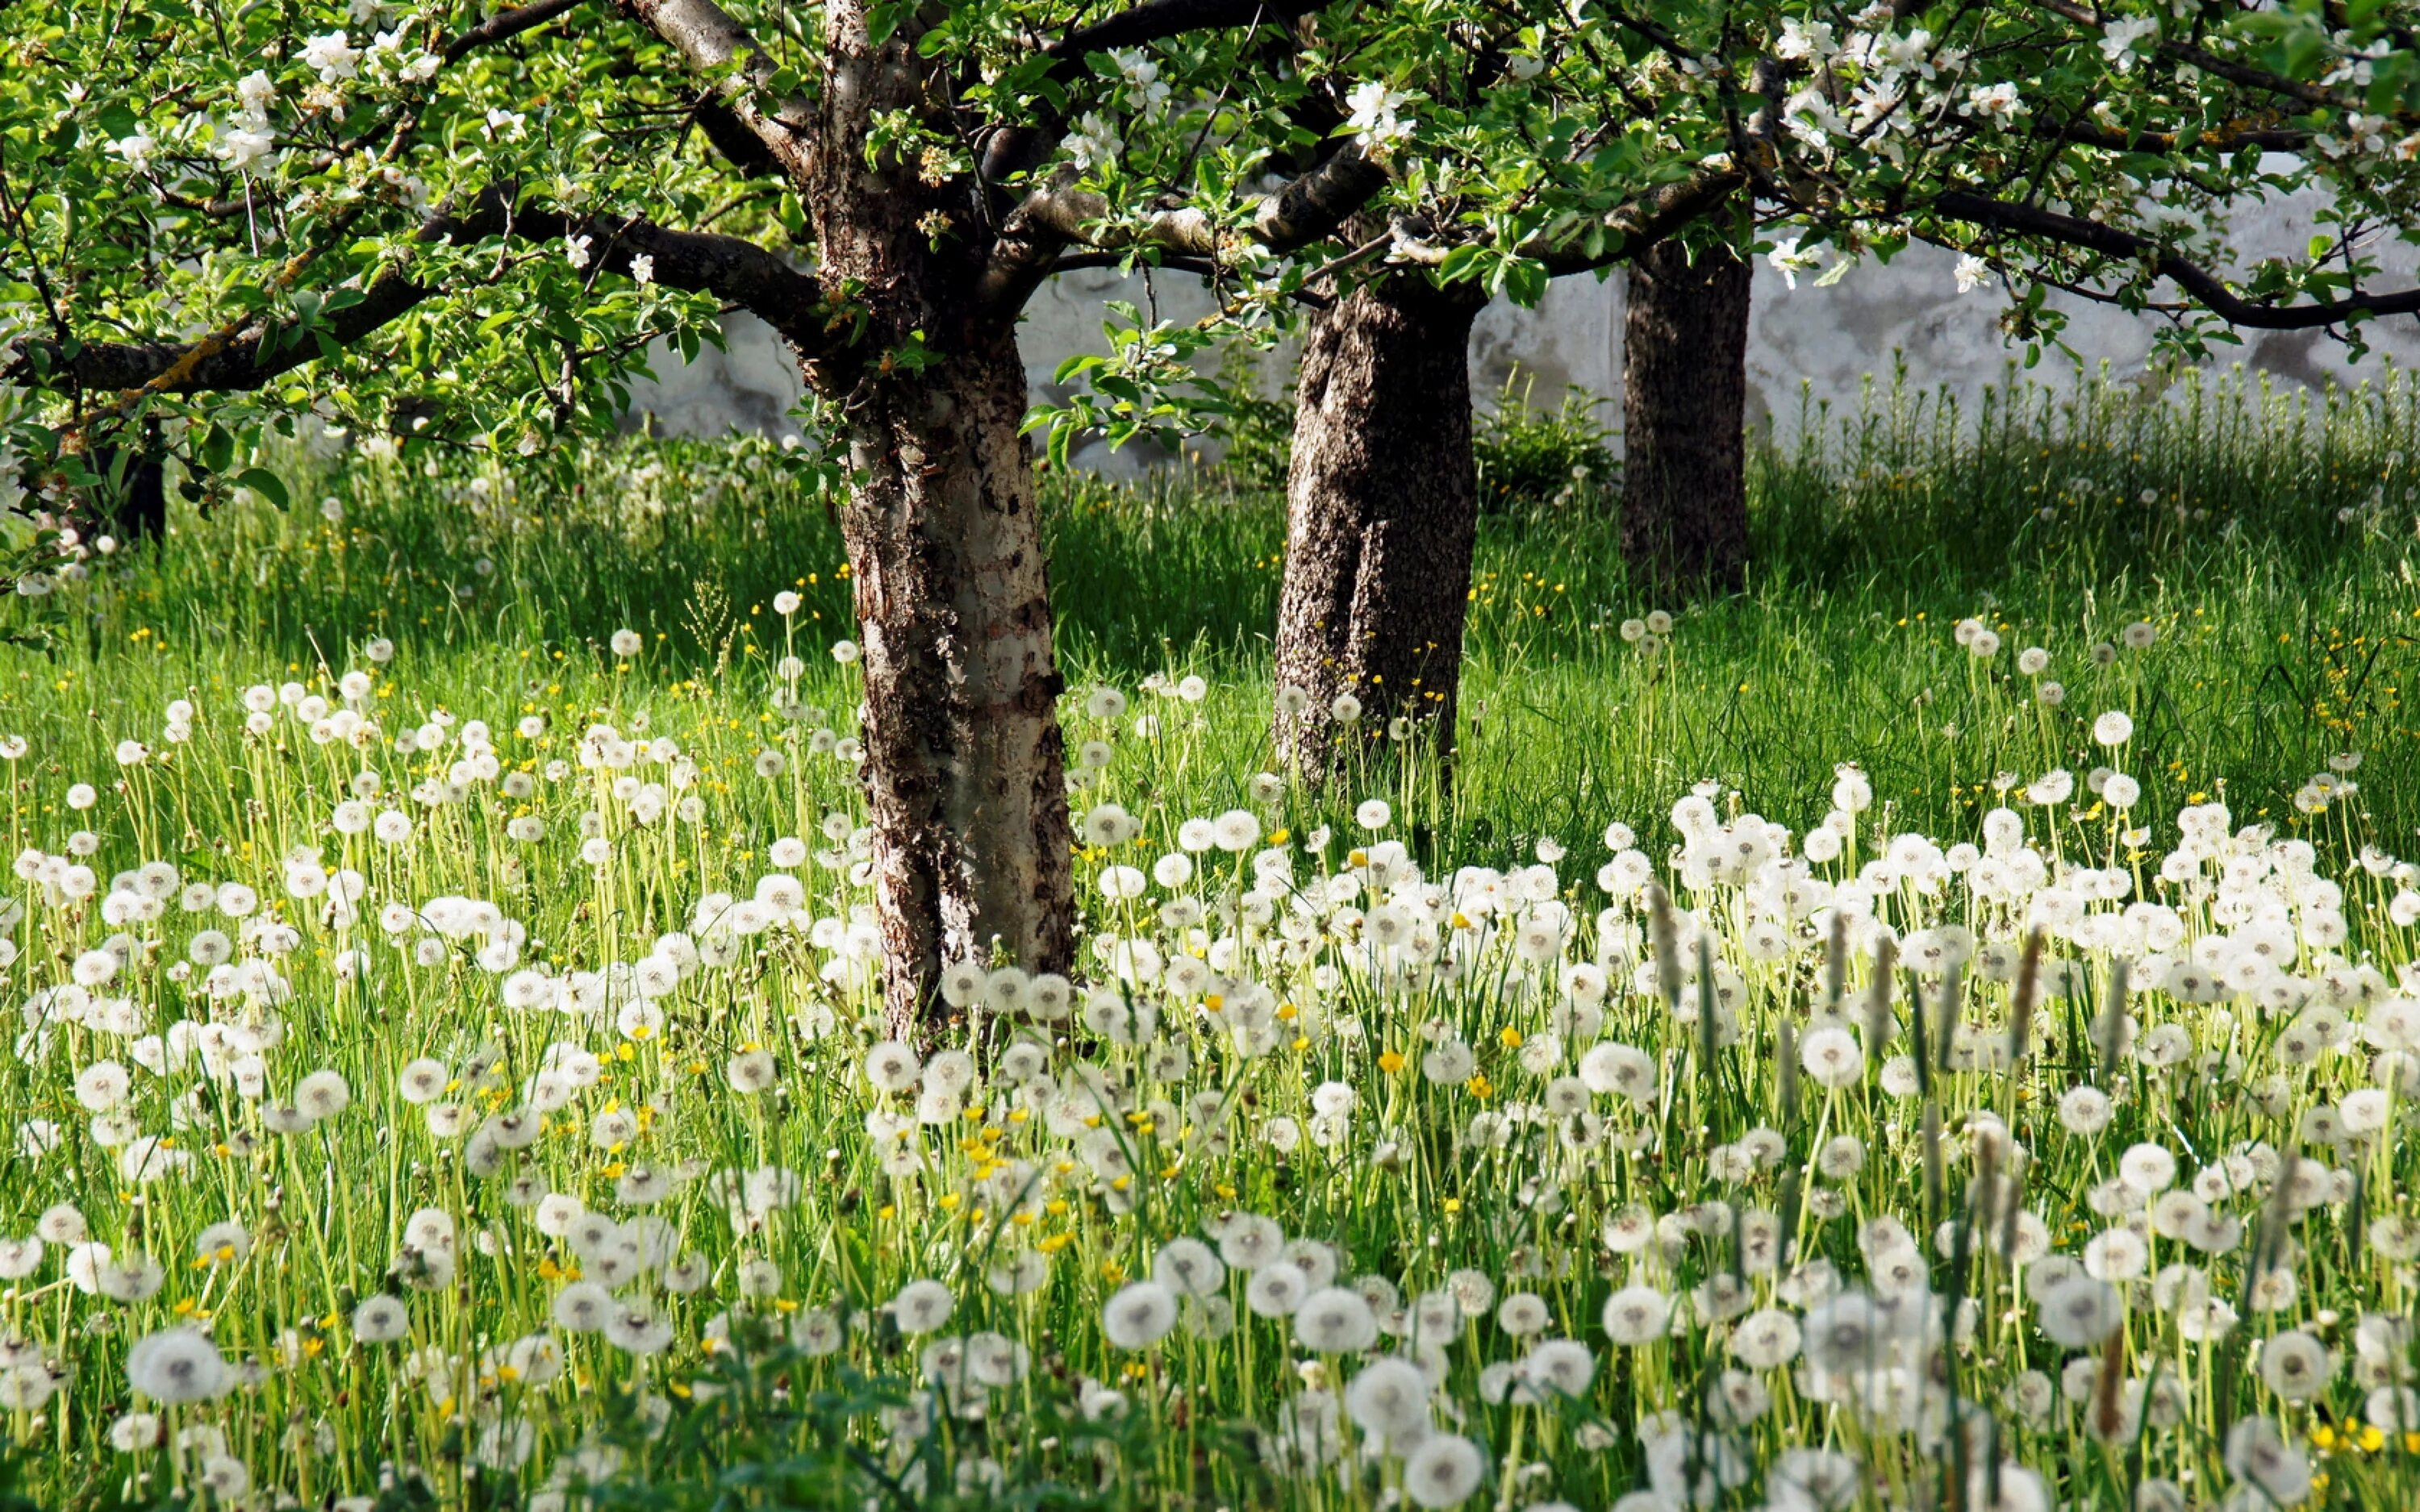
(1273, 275), (1486, 777)
(12, 0), (1386, 1048)
(824, 327), (1074, 1043)
(807, 2), (1075, 1041)
(1621, 239), (1751, 592)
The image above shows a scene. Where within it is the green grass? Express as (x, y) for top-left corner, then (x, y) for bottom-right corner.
(25, 361), (2418, 863)
(0, 368), (2414, 1512)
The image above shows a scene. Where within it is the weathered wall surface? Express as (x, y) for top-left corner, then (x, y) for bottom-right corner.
(623, 191), (2420, 466)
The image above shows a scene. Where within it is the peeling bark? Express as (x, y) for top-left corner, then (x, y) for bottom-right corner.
(808, 1), (1075, 1039)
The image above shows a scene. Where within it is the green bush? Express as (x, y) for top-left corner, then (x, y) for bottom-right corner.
(1471, 370), (1617, 515)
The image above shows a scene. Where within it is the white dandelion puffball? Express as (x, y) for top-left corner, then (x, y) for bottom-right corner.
(125, 1328), (228, 1404)
(1101, 1281), (1179, 1350)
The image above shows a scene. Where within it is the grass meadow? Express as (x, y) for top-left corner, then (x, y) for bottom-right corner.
(0, 364), (2414, 1511)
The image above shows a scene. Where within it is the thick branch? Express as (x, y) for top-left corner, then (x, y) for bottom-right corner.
(692, 98), (782, 177)
(1936, 189), (2420, 329)
(5, 194), (511, 395)
(522, 208), (825, 325)
(7, 194), (824, 396)
(1254, 146), (1392, 252)
(1536, 169), (1747, 275)
(2033, 117), (2310, 156)
(444, 0), (592, 63)
(1006, 143), (1384, 257)
(620, 0), (816, 182)
(980, 142), (1386, 310)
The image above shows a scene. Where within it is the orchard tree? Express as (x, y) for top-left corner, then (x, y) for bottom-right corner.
(10, 0), (2418, 1031)
(1270, 196), (1742, 778)
(1212, 4), (1753, 774)
(1241, 0), (2420, 775)
(1620, 238), (1754, 590)
(0, 0), (1427, 1034)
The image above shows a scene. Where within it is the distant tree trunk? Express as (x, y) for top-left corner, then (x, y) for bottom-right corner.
(80, 420), (168, 544)
(810, 8), (1074, 1040)
(1273, 274), (1487, 778)
(1621, 239), (1751, 591)
(115, 450), (167, 542)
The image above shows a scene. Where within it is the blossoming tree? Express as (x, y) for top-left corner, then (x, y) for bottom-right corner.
(1230, 12), (1749, 771)
(1756, 4), (2420, 336)
(0, 0), (1417, 1033)
(8, 0), (2420, 1025)
(1245, 0), (2420, 771)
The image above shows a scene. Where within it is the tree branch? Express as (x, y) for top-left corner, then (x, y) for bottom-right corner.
(1535, 169), (1747, 275)
(1934, 189), (2420, 329)
(6, 193), (826, 397)
(691, 97), (782, 177)
(980, 142), (1387, 308)
(1012, 143), (1387, 256)
(2031, 117), (2309, 156)
(521, 207), (825, 327)
(620, 0), (816, 183)
(6, 194), (509, 395)
(1253, 145), (1392, 252)
(2021, 0), (2347, 110)
(444, 0), (593, 63)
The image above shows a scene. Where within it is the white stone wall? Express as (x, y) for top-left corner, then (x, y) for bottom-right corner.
(622, 192), (2420, 468)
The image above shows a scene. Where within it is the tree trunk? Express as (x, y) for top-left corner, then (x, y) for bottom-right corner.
(1621, 239), (1751, 591)
(1273, 275), (1487, 777)
(816, 323), (1076, 1042)
(807, 3), (1075, 1041)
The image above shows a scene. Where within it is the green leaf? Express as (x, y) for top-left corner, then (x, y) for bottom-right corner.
(865, 0), (914, 48)
(233, 468), (289, 510)
(1437, 244), (1487, 284)
(1501, 258), (1549, 309)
